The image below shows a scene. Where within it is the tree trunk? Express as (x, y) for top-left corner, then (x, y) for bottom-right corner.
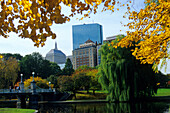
(93, 89), (95, 95)
(73, 90), (76, 99)
(87, 89), (89, 94)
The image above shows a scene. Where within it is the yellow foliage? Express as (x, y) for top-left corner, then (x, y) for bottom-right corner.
(24, 76), (54, 89)
(0, 0), (131, 47)
(0, 55), (3, 59)
(117, 0), (170, 68)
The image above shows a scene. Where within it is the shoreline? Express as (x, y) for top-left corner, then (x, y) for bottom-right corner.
(0, 96), (170, 104)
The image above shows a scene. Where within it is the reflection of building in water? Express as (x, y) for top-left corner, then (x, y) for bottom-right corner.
(46, 42), (66, 67)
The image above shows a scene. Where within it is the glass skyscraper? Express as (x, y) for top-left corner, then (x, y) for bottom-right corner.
(72, 23), (103, 50)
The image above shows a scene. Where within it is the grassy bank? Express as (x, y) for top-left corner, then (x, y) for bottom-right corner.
(70, 90), (107, 100)
(155, 88), (170, 96)
(0, 108), (35, 113)
(70, 88), (170, 100)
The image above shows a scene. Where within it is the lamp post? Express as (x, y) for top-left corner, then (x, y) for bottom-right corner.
(31, 72), (37, 94)
(20, 74), (24, 92)
(49, 82), (51, 91)
(20, 74), (23, 83)
(32, 72), (35, 81)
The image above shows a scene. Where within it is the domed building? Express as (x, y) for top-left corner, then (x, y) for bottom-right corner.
(46, 42), (66, 65)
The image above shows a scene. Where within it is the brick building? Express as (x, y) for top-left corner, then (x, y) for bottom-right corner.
(72, 40), (97, 69)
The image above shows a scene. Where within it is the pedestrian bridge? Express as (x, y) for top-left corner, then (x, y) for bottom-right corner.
(0, 89), (55, 94)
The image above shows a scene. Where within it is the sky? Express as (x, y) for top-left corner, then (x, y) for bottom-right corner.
(0, 0), (169, 74)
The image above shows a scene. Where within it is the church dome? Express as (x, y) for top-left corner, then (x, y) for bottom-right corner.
(45, 42), (66, 64)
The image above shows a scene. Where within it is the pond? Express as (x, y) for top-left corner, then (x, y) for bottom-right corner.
(38, 102), (169, 113)
(0, 101), (169, 113)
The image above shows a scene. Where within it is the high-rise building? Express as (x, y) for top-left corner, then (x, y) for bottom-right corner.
(97, 44), (101, 65)
(72, 23), (103, 50)
(46, 42), (66, 65)
(103, 34), (124, 43)
(72, 39), (97, 69)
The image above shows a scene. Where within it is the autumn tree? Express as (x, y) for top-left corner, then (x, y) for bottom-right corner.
(86, 68), (101, 95)
(24, 76), (53, 89)
(57, 75), (74, 92)
(98, 35), (158, 101)
(1, 0), (168, 71)
(117, 0), (170, 71)
(72, 65), (100, 94)
(0, 0), (133, 47)
(0, 56), (20, 89)
(0, 53), (23, 61)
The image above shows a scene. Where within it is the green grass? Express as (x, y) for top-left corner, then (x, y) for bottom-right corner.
(70, 90), (107, 100)
(0, 108), (36, 113)
(155, 88), (170, 96)
(70, 88), (170, 100)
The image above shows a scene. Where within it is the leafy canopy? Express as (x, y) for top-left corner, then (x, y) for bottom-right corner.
(0, 57), (19, 88)
(117, 0), (170, 70)
(0, 0), (131, 47)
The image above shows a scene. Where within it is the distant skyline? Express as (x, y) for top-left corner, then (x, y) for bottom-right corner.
(0, 0), (169, 74)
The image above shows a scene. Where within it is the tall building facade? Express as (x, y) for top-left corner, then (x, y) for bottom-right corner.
(73, 40), (97, 69)
(46, 42), (66, 64)
(72, 23), (103, 50)
(97, 44), (101, 65)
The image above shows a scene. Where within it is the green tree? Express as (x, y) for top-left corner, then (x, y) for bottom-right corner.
(86, 69), (101, 95)
(98, 35), (157, 101)
(57, 75), (74, 91)
(20, 52), (63, 79)
(62, 58), (74, 76)
(50, 62), (62, 76)
(73, 72), (91, 93)
(1, 53), (23, 61)
(20, 52), (50, 78)
(47, 75), (58, 88)
(0, 57), (20, 89)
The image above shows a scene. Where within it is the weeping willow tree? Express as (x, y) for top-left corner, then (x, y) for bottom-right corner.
(98, 35), (157, 102)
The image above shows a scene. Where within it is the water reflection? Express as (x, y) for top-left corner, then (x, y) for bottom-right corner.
(38, 102), (170, 113)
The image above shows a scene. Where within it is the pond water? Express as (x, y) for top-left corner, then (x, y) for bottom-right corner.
(38, 102), (170, 113)
(0, 101), (169, 113)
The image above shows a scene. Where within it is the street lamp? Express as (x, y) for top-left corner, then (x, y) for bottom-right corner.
(20, 73), (24, 92)
(32, 72), (35, 81)
(49, 82), (51, 90)
(20, 74), (23, 83)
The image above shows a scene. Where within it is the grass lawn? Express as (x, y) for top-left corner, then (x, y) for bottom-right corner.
(70, 90), (107, 100)
(70, 88), (170, 100)
(155, 88), (170, 96)
(0, 108), (36, 113)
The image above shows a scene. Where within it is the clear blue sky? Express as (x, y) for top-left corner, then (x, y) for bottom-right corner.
(0, 0), (169, 74)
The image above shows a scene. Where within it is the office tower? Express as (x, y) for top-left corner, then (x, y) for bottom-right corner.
(72, 23), (103, 50)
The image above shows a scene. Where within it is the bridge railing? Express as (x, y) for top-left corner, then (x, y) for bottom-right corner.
(0, 89), (55, 94)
